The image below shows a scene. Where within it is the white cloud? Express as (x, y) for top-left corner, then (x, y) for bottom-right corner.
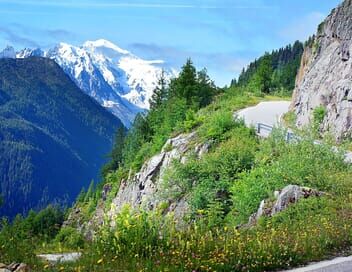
(280, 11), (326, 41)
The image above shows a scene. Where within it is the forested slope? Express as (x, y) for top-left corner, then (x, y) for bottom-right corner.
(0, 57), (123, 217)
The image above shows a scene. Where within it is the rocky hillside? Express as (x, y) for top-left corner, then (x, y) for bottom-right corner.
(291, 0), (352, 140)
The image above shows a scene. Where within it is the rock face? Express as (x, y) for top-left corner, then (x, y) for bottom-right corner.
(106, 132), (211, 226)
(248, 185), (323, 226)
(291, 0), (352, 140)
(66, 132), (210, 238)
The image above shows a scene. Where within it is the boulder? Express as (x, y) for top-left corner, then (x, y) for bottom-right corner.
(248, 185), (324, 226)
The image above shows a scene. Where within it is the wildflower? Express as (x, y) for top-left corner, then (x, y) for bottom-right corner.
(97, 258), (103, 264)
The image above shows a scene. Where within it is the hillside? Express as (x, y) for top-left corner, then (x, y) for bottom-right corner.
(233, 41), (304, 94)
(0, 57), (123, 218)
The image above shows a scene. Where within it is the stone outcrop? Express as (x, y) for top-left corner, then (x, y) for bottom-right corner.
(66, 132), (210, 237)
(107, 132), (209, 225)
(248, 185), (323, 226)
(291, 0), (352, 140)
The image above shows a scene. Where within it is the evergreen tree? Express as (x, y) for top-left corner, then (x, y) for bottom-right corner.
(169, 58), (198, 106)
(250, 53), (273, 93)
(102, 127), (126, 176)
(150, 70), (168, 110)
(197, 68), (217, 107)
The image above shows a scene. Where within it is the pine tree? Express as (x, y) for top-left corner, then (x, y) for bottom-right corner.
(169, 58), (198, 106)
(150, 70), (168, 110)
(197, 68), (216, 107)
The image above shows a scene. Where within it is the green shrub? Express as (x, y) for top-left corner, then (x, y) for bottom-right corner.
(55, 226), (85, 249)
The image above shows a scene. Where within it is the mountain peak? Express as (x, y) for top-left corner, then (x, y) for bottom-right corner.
(83, 39), (130, 55)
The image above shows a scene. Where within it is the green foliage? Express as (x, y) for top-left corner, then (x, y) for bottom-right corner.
(163, 126), (258, 217)
(55, 226), (85, 249)
(234, 41), (304, 94)
(0, 205), (64, 264)
(198, 111), (239, 141)
(249, 53), (273, 93)
(149, 69), (168, 110)
(101, 127), (126, 177)
(313, 106), (327, 132)
(230, 131), (351, 224)
(102, 59), (218, 174)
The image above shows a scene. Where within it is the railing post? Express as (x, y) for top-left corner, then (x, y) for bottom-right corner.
(257, 123), (261, 134)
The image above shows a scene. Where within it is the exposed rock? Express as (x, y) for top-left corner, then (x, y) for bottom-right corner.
(107, 132), (206, 226)
(0, 263), (30, 272)
(291, 0), (352, 141)
(7, 264), (19, 271)
(65, 132), (211, 238)
(102, 183), (112, 201)
(13, 264), (29, 272)
(248, 185), (323, 226)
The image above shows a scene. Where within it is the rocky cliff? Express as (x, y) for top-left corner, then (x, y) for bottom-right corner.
(291, 0), (352, 140)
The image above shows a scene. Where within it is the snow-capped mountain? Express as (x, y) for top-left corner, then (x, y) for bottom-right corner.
(15, 39), (176, 127)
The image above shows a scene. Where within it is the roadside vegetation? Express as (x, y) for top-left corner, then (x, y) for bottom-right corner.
(1, 52), (352, 272)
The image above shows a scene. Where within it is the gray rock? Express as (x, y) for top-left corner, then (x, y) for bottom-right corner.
(291, 0), (352, 141)
(107, 132), (200, 226)
(0, 269), (11, 272)
(248, 185), (323, 225)
(7, 263), (19, 271)
(13, 263), (29, 272)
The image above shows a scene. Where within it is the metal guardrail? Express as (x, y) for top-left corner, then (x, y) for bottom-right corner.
(256, 123), (298, 143)
(256, 123), (352, 164)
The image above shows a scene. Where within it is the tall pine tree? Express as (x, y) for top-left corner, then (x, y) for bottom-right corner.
(149, 70), (168, 111)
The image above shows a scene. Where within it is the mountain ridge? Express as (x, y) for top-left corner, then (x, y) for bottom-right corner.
(0, 39), (176, 127)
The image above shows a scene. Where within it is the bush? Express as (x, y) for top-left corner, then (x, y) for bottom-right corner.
(55, 226), (85, 249)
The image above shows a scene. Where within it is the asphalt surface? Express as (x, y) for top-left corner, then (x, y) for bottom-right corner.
(282, 256), (352, 272)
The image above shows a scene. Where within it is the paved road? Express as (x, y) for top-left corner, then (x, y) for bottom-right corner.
(236, 100), (352, 162)
(235, 101), (291, 137)
(282, 256), (352, 272)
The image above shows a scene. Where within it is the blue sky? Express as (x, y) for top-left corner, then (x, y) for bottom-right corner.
(0, 0), (342, 86)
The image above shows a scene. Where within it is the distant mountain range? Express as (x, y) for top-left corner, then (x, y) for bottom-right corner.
(0, 40), (176, 127)
(0, 57), (123, 217)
